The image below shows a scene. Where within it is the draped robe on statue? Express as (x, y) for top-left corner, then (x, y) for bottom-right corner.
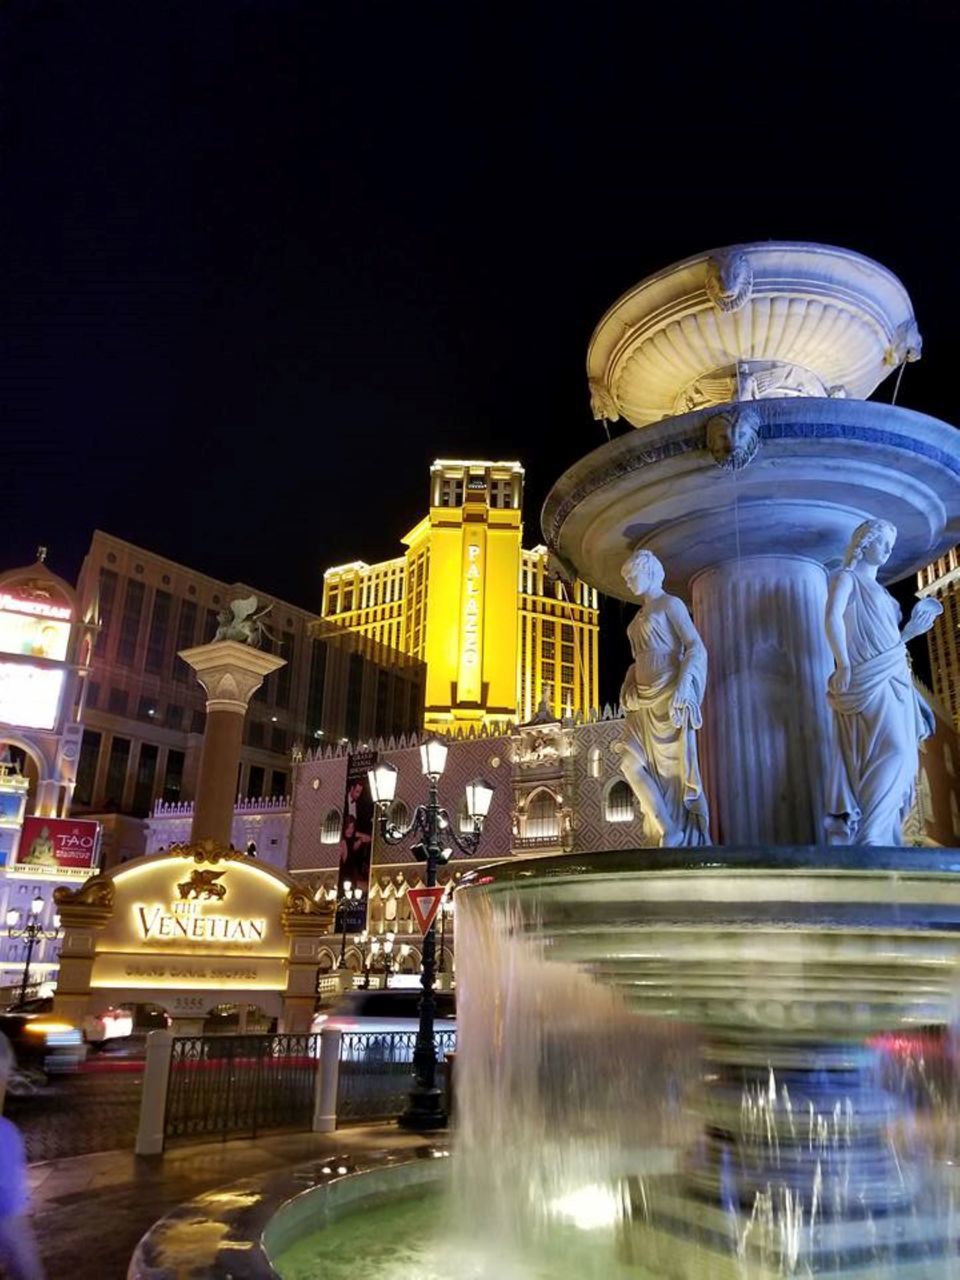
(619, 601), (709, 846)
(827, 570), (934, 845)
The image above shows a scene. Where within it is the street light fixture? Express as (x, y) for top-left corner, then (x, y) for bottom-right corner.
(336, 880), (364, 970)
(6, 893), (60, 1009)
(368, 736), (494, 1131)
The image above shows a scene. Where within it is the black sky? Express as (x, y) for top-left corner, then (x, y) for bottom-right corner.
(3, 1), (960, 698)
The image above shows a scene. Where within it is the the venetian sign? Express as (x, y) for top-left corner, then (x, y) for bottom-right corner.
(91, 856), (290, 990)
(132, 866), (267, 945)
(135, 901), (266, 943)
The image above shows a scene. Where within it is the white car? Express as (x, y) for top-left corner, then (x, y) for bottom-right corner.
(82, 1006), (135, 1045)
(311, 989), (456, 1060)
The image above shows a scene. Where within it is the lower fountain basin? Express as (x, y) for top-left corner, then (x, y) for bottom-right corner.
(459, 846), (960, 1037)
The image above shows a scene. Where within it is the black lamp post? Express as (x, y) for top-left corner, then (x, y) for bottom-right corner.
(336, 881), (364, 970)
(7, 894), (60, 1009)
(368, 738), (493, 1131)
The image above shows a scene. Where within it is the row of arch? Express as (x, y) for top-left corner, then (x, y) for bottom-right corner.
(516, 779), (636, 838)
(318, 781), (638, 847)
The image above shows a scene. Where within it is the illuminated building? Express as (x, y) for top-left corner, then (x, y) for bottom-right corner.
(320, 460), (600, 731)
(919, 548), (960, 728)
(0, 552), (99, 998)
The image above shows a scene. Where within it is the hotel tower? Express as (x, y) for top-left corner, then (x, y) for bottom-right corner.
(319, 460), (600, 732)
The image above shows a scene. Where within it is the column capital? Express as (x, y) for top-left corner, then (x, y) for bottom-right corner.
(177, 640), (286, 713)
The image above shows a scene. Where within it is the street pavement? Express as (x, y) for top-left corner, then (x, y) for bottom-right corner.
(27, 1123), (425, 1280)
(7, 1067), (144, 1162)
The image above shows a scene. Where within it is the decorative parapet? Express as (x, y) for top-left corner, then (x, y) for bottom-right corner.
(152, 795), (292, 818)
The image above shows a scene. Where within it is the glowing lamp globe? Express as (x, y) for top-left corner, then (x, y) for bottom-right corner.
(368, 761), (398, 806)
(420, 738), (448, 779)
(465, 777), (495, 823)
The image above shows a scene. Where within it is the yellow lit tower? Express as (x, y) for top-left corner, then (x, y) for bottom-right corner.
(319, 460), (599, 732)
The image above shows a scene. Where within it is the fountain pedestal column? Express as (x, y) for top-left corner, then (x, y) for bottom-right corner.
(692, 556), (835, 845)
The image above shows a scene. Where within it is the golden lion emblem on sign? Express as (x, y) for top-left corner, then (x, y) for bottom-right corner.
(177, 868), (227, 901)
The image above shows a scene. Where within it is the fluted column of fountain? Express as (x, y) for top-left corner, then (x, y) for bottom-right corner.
(692, 555), (835, 844)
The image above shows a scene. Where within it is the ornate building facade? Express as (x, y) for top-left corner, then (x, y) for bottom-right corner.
(919, 548), (960, 727)
(319, 460), (600, 733)
(0, 554), (99, 998)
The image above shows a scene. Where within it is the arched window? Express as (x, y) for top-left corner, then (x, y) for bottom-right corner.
(389, 800), (410, 830)
(605, 780), (635, 823)
(587, 745), (601, 779)
(526, 789), (559, 839)
(321, 808), (342, 844)
(945, 742), (955, 779)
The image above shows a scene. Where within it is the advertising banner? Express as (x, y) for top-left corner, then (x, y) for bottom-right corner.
(14, 816), (101, 878)
(0, 607), (70, 662)
(335, 749), (377, 935)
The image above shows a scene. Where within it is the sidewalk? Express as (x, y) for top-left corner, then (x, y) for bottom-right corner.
(28, 1124), (425, 1280)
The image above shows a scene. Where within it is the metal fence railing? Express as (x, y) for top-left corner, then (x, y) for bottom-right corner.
(164, 1033), (319, 1143)
(335, 1029), (457, 1123)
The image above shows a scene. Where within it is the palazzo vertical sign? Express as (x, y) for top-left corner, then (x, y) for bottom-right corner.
(458, 532), (484, 704)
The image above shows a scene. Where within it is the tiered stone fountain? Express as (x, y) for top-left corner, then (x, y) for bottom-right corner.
(454, 244), (960, 1277)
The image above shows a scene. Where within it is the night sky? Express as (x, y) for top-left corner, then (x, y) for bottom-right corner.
(4, 2), (959, 697)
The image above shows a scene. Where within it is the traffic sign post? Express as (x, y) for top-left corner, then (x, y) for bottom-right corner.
(407, 884), (446, 937)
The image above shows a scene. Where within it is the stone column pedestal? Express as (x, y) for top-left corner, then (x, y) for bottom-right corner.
(692, 556), (835, 845)
(281, 893), (336, 1033)
(178, 640), (286, 847)
(52, 876), (115, 1025)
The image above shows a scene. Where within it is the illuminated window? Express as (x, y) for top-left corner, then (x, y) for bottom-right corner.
(490, 477), (513, 508)
(526, 789), (559, 839)
(321, 809), (342, 843)
(605, 780), (635, 823)
(389, 801), (410, 830)
(588, 746), (601, 779)
(440, 477), (464, 507)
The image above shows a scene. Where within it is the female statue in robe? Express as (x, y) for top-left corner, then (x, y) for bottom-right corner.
(825, 518), (942, 846)
(617, 549), (710, 846)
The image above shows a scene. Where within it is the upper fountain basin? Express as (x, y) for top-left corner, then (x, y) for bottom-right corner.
(588, 242), (920, 428)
